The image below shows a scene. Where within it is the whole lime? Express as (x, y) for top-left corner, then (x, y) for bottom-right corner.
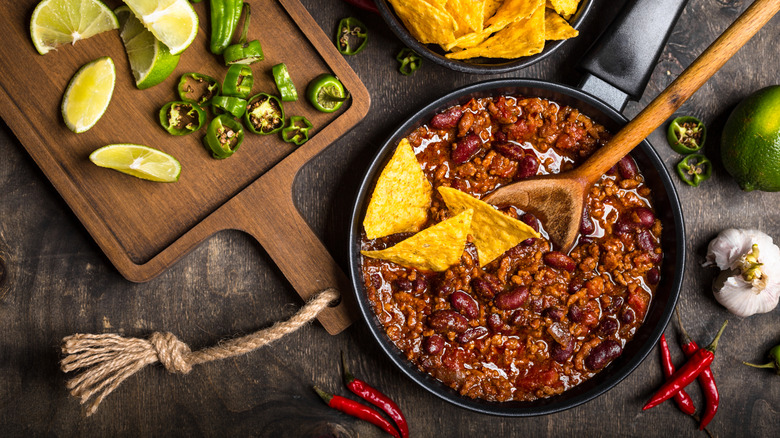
(721, 85), (780, 192)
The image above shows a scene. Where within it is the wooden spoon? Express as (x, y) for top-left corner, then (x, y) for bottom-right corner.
(485, 0), (780, 252)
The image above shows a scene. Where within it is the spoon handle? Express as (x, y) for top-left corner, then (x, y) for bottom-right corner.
(575, 0), (780, 184)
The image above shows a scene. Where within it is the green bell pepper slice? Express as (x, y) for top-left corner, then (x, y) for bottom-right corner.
(204, 114), (244, 159)
(282, 116), (313, 146)
(159, 101), (206, 135)
(244, 93), (285, 134)
(676, 154), (712, 187)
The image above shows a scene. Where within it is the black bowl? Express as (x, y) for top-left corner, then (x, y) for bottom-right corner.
(348, 78), (685, 416)
(375, 0), (594, 74)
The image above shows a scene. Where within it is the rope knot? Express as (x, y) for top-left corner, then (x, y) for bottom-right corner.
(149, 332), (193, 374)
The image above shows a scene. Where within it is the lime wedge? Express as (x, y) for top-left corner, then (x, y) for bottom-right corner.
(61, 56), (116, 133)
(89, 144), (181, 182)
(122, 0), (199, 55)
(115, 5), (180, 89)
(30, 0), (119, 55)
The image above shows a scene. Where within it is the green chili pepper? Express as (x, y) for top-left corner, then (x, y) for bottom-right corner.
(209, 0), (243, 55)
(159, 101), (206, 135)
(272, 63), (298, 102)
(667, 116), (706, 154)
(178, 73), (220, 106)
(282, 116), (312, 146)
(223, 3), (264, 65)
(212, 96), (247, 118)
(335, 17), (368, 55)
(222, 64), (253, 98)
(306, 74), (348, 113)
(396, 48), (421, 75)
(744, 345), (780, 375)
(244, 93), (285, 134)
(676, 154), (712, 187)
(204, 114), (244, 159)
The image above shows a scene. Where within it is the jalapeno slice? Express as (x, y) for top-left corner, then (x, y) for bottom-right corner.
(282, 116), (313, 146)
(222, 64), (254, 99)
(159, 101), (206, 135)
(676, 154), (712, 187)
(272, 63), (298, 102)
(306, 74), (348, 113)
(178, 73), (220, 106)
(204, 115), (244, 159)
(223, 3), (264, 65)
(244, 93), (285, 134)
(667, 116), (706, 154)
(335, 17), (368, 55)
(396, 48), (421, 75)
(212, 96), (248, 118)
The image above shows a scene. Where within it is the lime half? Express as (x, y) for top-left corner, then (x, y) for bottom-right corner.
(115, 5), (180, 89)
(122, 0), (199, 55)
(30, 0), (119, 55)
(90, 144), (181, 182)
(61, 56), (116, 133)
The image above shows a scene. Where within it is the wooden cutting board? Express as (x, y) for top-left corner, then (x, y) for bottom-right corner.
(0, 0), (370, 335)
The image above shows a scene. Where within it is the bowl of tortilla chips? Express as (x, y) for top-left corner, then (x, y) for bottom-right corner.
(377, 0), (592, 74)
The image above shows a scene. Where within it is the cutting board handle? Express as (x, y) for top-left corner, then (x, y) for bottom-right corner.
(223, 177), (355, 335)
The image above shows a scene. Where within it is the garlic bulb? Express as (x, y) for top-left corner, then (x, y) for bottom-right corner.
(704, 229), (780, 317)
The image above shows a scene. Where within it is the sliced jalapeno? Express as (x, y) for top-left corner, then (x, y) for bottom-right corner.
(667, 116), (706, 154)
(306, 74), (348, 113)
(159, 101), (206, 135)
(244, 93), (285, 134)
(335, 17), (368, 55)
(676, 154), (712, 187)
(282, 116), (312, 146)
(222, 64), (254, 99)
(272, 63), (298, 102)
(209, 0), (242, 55)
(396, 48), (421, 75)
(204, 114), (244, 159)
(223, 3), (264, 65)
(178, 73), (220, 106)
(212, 96), (247, 118)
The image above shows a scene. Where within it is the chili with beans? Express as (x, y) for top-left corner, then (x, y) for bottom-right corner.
(360, 95), (664, 402)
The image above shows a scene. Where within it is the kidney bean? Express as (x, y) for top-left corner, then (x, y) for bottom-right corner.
(394, 278), (412, 291)
(649, 250), (663, 264)
(606, 296), (624, 314)
(520, 213), (540, 232)
(487, 313), (506, 333)
(494, 142), (525, 161)
(427, 310), (468, 333)
(515, 154), (540, 179)
(633, 207), (655, 228)
(370, 273), (383, 290)
(451, 291), (479, 319)
(423, 335), (445, 355)
(597, 318), (619, 336)
(509, 311), (527, 326)
(494, 130), (507, 143)
(543, 251), (576, 272)
(471, 277), (497, 299)
(457, 326), (489, 344)
(544, 306), (565, 322)
(647, 267), (661, 285)
(529, 298), (544, 314)
(620, 307), (635, 324)
(585, 340), (623, 370)
(451, 133), (481, 163)
(614, 217), (636, 235)
(617, 155), (638, 180)
(569, 275), (585, 294)
(550, 341), (575, 363)
(435, 277), (455, 297)
(430, 107), (463, 130)
(413, 276), (427, 293)
(567, 304), (584, 323)
(494, 286), (529, 310)
(580, 204), (595, 235)
(637, 230), (655, 252)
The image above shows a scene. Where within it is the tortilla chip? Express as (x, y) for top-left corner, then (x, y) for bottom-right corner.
(482, 0), (504, 23)
(545, 9), (578, 40)
(363, 138), (432, 240)
(549, 0), (578, 18)
(438, 187), (539, 266)
(446, 4), (545, 60)
(361, 209), (473, 272)
(387, 0), (458, 45)
(444, 0), (542, 50)
(446, 0), (486, 35)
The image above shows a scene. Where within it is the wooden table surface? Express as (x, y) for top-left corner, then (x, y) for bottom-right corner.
(1, 0), (778, 436)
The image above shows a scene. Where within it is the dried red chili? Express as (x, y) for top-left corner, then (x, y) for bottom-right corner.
(659, 334), (696, 416)
(643, 320), (728, 411)
(342, 354), (409, 438)
(677, 312), (720, 430)
(314, 386), (401, 438)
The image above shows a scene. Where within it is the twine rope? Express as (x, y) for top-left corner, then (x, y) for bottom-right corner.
(60, 288), (339, 416)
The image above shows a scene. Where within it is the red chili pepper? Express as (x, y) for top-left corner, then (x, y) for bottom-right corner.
(314, 386), (401, 438)
(659, 334), (696, 416)
(342, 354), (409, 438)
(643, 320), (727, 411)
(342, 0), (379, 13)
(677, 312), (720, 430)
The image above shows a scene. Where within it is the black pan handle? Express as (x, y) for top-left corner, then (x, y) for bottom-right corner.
(578, 0), (690, 111)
